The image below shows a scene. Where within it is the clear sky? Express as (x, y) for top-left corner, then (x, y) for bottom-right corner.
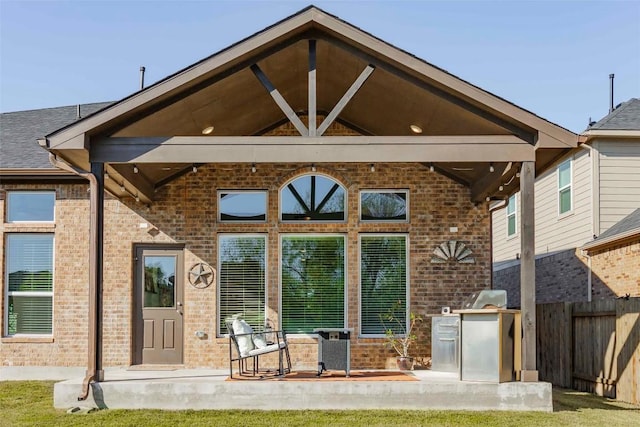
(1, 0), (638, 133)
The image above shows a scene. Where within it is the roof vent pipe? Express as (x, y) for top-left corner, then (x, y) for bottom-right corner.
(609, 73), (615, 113)
(140, 66), (146, 90)
(76, 104), (81, 120)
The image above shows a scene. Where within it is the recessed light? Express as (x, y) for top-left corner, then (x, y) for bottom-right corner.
(202, 125), (214, 135)
(410, 124), (423, 134)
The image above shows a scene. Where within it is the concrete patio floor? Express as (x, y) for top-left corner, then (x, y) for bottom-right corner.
(53, 368), (553, 412)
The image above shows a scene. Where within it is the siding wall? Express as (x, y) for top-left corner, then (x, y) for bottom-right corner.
(492, 148), (593, 265)
(597, 139), (640, 234)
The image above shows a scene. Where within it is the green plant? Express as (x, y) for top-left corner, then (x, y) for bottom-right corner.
(380, 301), (422, 358)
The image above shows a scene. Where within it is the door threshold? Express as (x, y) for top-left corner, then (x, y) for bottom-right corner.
(127, 364), (185, 371)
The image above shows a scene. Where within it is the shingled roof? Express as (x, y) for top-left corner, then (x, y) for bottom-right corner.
(587, 98), (640, 131)
(0, 102), (112, 169)
(583, 208), (640, 250)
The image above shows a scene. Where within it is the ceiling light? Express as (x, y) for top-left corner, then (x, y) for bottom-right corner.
(133, 165), (139, 174)
(410, 124), (423, 134)
(499, 185), (504, 191)
(251, 163), (257, 173)
(489, 163), (494, 173)
(370, 164), (375, 172)
(202, 125), (214, 135)
(192, 165), (198, 173)
(429, 163), (435, 172)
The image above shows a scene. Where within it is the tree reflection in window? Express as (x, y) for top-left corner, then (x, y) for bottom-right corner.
(360, 191), (408, 221)
(281, 174), (345, 221)
(144, 256), (176, 308)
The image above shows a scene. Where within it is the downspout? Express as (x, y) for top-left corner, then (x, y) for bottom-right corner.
(47, 153), (103, 401)
(582, 250), (593, 302)
(579, 144), (594, 303)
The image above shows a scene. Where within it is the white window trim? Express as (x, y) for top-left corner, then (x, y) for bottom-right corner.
(279, 173), (348, 223)
(217, 190), (268, 223)
(506, 193), (518, 239)
(557, 158), (573, 217)
(359, 189), (409, 223)
(4, 233), (55, 337)
(6, 191), (56, 224)
(279, 233), (348, 337)
(358, 233), (410, 338)
(217, 233), (268, 337)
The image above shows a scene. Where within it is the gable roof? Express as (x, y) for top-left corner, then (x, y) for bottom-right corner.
(582, 208), (640, 251)
(588, 98), (640, 131)
(0, 102), (112, 170)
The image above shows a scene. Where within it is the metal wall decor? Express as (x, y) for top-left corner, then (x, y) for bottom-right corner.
(431, 240), (475, 264)
(188, 262), (216, 289)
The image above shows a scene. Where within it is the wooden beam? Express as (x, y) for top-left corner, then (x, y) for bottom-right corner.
(317, 65), (375, 136)
(250, 64), (308, 136)
(308, 40), (317, 137)
(90, 135), (535, 164)
(519, 160), (538, 381)
(109, 164), (156, 202)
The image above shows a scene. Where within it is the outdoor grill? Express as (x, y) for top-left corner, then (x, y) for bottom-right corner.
(314, 328), (353, 377)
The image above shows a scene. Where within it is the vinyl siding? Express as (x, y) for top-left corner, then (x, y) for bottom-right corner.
(492, 149), (593, 265)
(598, 139), (640, 234)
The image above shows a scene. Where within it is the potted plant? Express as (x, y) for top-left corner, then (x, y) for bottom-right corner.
(380, 301), (423, 370)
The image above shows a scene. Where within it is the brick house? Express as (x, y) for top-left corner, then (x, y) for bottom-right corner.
(492, 98), (640, 307)
(1, 6), (576, 383)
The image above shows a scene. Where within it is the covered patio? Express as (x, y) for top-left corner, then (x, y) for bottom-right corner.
(37, 6), (577, 409)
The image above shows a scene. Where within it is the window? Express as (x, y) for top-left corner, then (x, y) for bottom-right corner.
(360, 190), (408, 222)
(218, 235), (266, 335)
(280, 174), (345, 221)
(218, 191), (267, 222)
(360, 235), (408, 335)
(5, 234), (54, 335)
(281, 235), (345, 334)
(558, 159), (572, 215)
(507, 194), (517, 237)
(6, 191), (55, 222)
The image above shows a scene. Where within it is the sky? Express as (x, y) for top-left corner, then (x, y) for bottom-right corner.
(1, 0), (639, 133)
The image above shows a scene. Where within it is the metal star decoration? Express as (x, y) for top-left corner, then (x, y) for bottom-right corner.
(188, 263), (216, 289)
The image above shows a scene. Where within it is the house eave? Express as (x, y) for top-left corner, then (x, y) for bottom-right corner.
(582, 228), (640, 252)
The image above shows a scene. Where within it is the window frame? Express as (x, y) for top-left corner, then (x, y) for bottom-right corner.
(358, 233), (409, 338)
(279, 233), (347, 336)
(4, 233), (55, 337)
(359, 189), (409, 223)
(506, 193), (518, 238)
(217, 190), (268, 223)
(6, 191), (55, 223)
(557, 158), (573, 217)
(217, 234), (268, 337)
(279, 174), (347, 223)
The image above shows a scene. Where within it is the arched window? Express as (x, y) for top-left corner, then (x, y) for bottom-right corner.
(280, 174), (346, 221)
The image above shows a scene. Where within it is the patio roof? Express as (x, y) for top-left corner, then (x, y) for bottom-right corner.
(40, 6), (577, 204)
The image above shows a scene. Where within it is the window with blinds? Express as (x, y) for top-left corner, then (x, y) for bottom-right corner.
(5, 233), (54, 335)
(360, 234), (408, 336)
(218, 235), (266, 335)
(360, 190), (408, 222)
(281, 235), (345, 334)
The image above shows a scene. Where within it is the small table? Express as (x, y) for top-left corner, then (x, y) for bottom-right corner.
(314, 328), (353, 377)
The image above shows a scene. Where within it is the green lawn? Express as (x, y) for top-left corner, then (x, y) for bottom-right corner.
(1, 381), (638, 426)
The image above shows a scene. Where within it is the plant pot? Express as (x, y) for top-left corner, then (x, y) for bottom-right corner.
(396, 356), (414, 371)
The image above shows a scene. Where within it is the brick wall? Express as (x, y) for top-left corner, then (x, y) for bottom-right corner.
(492, 246), (634, 308)
(1, 124), (493, 370)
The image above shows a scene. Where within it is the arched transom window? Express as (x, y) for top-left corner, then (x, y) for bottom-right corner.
(280, 174), (346, 221)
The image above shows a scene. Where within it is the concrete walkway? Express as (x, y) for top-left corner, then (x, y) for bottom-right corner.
(53, 368), (553, 411)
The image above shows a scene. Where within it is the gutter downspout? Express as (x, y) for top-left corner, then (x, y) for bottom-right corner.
(581, 249), (593, 302)
(47, 153), (104, 401)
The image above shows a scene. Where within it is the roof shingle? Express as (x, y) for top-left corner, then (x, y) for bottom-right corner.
(587, 98), (640, 131)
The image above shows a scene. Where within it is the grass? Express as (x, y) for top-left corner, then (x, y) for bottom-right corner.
(1, 381), (639, 426)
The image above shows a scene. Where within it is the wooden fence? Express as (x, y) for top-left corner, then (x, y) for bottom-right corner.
(537, 298), (640, 405)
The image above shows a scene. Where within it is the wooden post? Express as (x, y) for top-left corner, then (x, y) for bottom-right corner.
(308, 40), (317, 137)
(520, 161), (538, 381)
